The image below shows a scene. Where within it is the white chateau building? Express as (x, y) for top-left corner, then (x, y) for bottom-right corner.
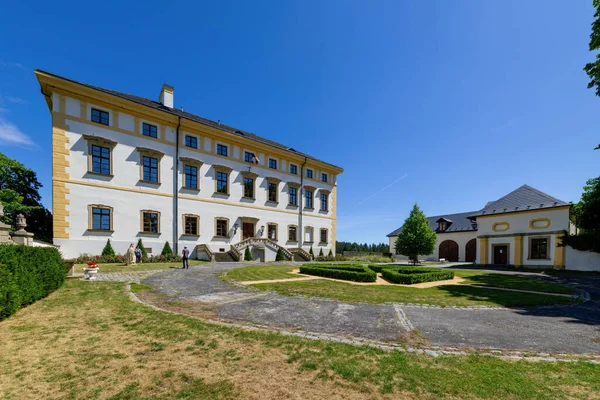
(387, 185), (575, 269)
(37, 70), (343, 261)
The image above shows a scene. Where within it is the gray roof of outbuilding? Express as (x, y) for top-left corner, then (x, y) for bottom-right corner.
(36, 69), (343, 171)
(468, 184), (569, 217)
(386, 211), (480, 237)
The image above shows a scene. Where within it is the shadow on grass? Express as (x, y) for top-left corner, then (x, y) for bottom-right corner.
(437, 285), (600, 326)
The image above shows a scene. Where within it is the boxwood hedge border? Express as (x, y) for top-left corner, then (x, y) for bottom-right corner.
(300, 264), (377, 282)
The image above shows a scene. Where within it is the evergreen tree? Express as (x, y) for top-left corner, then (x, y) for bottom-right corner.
(136, 238), (148, 258)
(328, 249), (333, 257)
(309, 246), (314, 259)
(395, 204), (436, 264)
(275, 247), (285, 261)
(318, 248), (324, 257)
(244, 247), (253, 261)
(101, 239), (115, 257)
(161, 241), (173, 257)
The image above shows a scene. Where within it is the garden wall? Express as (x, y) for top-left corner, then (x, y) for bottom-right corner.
(566, 246), (600, 271)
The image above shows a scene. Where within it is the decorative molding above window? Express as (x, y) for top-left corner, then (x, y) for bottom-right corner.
(265, 176), (281, 183)
(179, 157), (203, 168)
(213, 164), (233, 173)
(136, 147), (165, 159)
(288, 181), (301, 189)
(82, 134), (117, 148)
(240, 170), (258, 179)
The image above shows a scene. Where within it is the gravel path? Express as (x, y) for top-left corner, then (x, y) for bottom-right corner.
(140, 263), (600, 354)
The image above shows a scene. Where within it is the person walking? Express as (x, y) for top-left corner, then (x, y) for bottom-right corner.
(182, 246), (190, 269)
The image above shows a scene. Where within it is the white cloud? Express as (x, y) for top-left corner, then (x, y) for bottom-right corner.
(6, 97), (27, 104)
(0, 117), (34, 147)
(0, 61), (27, 70)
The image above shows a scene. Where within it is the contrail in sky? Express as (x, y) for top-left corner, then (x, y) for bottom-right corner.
(352, 173), (408, 208)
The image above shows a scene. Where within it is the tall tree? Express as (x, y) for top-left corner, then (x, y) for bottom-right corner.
(584, 0), (600, 149)
(0, 152), (52, 242)
(394, 204), (436, 264)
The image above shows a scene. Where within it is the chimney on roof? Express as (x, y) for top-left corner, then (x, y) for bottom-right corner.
(159, 84), (174, 108)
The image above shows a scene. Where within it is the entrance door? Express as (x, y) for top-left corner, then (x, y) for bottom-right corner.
(439, 240), (459, 262)
(242, 222), (255, 240)
(465, 239), (477, 262)
(493, 245), (508, 265)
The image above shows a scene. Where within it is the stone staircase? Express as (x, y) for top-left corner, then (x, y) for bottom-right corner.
(232, 238), (293, 260)
(214, 251), (237, 262)
(288, 247), (311, 262)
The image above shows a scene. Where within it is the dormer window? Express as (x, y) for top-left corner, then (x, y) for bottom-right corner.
(436, 217), (452, 232)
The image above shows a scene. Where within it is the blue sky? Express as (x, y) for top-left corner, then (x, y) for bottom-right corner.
(0, 0), (598, 244)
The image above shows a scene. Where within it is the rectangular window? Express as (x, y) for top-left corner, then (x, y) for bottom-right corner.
(216, 219), (229, 237)
(267, 224), (277, 240)
(142, 212), (159, 233)
(306, 169), (313, 179)
(321, 173), (328, 183)
(184, 165), (198, 189)
(184, 216), (199, 235)
(305, 190), (313, 208)
(185, 135), (198, 148)
(269, 158), (277, 169)
(288, 226), (297, 242)
(320, 229), (328, 244)
(268, 182), (278, 202)
(142, 156), (158, 182)
(530, 238), (549, 260)
(289, 187), (297, 206)
(320, 193), (328, 211)
(91, 145), (110, 175)
(91, 108), (109, 125)
(290, 164), (297, 175)
(243, 177), (254, 198)
(143, 156), (159, 182)
(244, 152), (255, 163)
(217, 144), (228, 156)
(142, 123), (158, 138)
(216, 171), (228, 194)
(92, 207), (111, 230)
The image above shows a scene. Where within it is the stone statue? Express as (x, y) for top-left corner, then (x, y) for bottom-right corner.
(126, 244), (136, 266)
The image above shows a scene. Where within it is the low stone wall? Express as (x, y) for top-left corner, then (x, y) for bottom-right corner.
(566, 246), (600, 271)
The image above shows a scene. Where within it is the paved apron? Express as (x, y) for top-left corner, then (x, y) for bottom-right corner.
(140, 263), (600, 354)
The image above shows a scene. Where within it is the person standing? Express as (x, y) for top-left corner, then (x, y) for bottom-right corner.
(182, 246), (190, 269)
(135, 246), (142, 264)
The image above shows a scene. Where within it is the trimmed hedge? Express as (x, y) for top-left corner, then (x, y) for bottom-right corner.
(0, 245), (66, 321)
(381, 266), (454, 285)
(367, 264), (397, 273)
(300, 264), (377, 282)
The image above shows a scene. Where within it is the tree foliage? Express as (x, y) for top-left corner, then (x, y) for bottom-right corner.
(561, 177), (600, 252)
(101, 239), (115, 257)
(244, 247), (253, 261)
(275, 247), (285, 261)
(335, 241), (390, 254)
(0, 152), (52, 242)
(136, 238), (148, 259)
(394, 204), (436, 264)
(161, 241), (173, 257)
(585, 0), (600, 150)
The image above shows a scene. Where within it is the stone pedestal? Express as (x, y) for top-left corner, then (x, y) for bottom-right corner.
(0, 205), (13, 244)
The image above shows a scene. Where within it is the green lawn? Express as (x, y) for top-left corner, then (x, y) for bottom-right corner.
(454, 270), (576, 295)
(75, 260), (208, 273)
(0, 279), (598, 399)
(219, 265), (297, 282)
(252, 279), (574, 307)
(221, 265), (575, 307)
